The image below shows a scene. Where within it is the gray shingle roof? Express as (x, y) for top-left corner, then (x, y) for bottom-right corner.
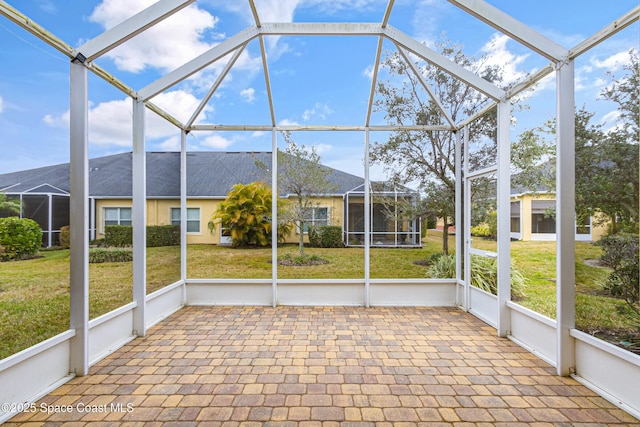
(0, 152), (364, 198)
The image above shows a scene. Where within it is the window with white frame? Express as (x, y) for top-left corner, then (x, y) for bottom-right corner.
(171, 207), (200, 233)
(104, 207), (132, 227)
(300, 207), (329, 233)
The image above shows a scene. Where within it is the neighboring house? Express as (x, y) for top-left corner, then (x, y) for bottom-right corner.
(510, 191), (607, 242)
(0, 152), (421, 248)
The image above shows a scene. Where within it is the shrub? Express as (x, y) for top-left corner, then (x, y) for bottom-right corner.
(104, 225), (133, 247)
(470, 223), (490, 237)
(596, 233), (639, 312)
(321, 226), (343, 248)
(89, 248), (133, 263)
(0, 217), (42, 261)
(487, 211), (498, 240)
(278, 252), (328, 266)
(59, 225), (70, 249)
(308, 226), (321, 247)
(308, 225), (343, 248)
(426, 253), (526, 299)
(209, 182), (291, 247)
(426, 253), (456, 279)
(147, 225), (180, 247)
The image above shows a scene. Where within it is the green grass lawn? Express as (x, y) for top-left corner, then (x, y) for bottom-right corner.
(1, 232), (637, 359)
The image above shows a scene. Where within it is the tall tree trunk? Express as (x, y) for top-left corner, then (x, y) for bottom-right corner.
(610, 216), (618, 235)
(299, 221), (305, 256)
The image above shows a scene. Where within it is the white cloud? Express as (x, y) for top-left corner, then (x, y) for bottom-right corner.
(279, 118), (300, 126)
(479, 34), (529, 87)
(590, 50), (632, 72)
(200, 133), (233, 149)
(302, 102), (334, 121)
(89, 0), (219, 73)
(0, 96), (4, 114)
(312, 143), (332, 155)
(151, 90), (213, 125)
(240, 88), (256, 103)
(158, 136), (181, 151)
(363, 64), (375, 80)
(42, 90), (211, 147)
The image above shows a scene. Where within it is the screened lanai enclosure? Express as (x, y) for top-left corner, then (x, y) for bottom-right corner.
(0, 0), (639, 423)
(344, 183), (421, 247)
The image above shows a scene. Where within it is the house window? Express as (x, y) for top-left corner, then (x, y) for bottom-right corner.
(576, 215), (591, 235)
(531, 200), (556, 234)
(171, 207), (200, 233)
(104, 207), (132, 227)
(510, 201), (520, 233)
(300, 207), (329, 233)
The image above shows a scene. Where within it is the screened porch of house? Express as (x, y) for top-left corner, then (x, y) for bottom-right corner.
(343, 184), (422, 248)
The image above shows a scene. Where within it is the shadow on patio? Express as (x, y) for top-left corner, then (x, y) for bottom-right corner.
(5, 306), (639, 426)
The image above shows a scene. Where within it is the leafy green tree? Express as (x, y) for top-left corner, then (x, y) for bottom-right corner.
(0, 192), (21, 216)
(516, 50), (638, 234)
(208, 182), (291, 247)
(371, 39), (508, 254)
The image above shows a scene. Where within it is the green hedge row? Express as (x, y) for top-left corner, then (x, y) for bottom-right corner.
(89, 248), (133, 263)
(104, 225), (180, 247)
(308, 225), (343, 248)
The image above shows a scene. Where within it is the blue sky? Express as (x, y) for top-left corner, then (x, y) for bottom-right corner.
(0, 0), (637, 181)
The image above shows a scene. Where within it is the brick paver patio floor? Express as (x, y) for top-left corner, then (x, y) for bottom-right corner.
(6, 306), (639, 426)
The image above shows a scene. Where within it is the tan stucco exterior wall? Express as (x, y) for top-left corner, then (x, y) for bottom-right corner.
(94, 196), (345, 245)
(511, 193), (607, 242)
(280, 196), (345, 244)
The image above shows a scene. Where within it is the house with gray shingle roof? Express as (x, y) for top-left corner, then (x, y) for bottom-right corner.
(0, 151), (421, 247)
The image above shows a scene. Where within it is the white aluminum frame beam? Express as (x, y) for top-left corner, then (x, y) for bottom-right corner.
(69, 60), (90, 376)
(365, 36), (384, 127)
(569, 6), (639, 60)
(496, 100), (511, 337)
(248, 0), (261, 28)
(258, 22), (382, 36)
(0, 0), (76, 58)
(556, 59), (576, 376)
(381, 0), (395, 28)
(395, 45), (456, 128)
(139, 27), (260, 101)
(271, 129), (278, 307)
(186, 44), (247, 128)
(364, 129), (371, 307)
(76, 0), (196, 62)
(132, 99), (147, 337)
(188, 124), (451, 132)
(447, 0), (568, 62)
(259, 36), (276, 126)
(384, 26), (505, 101)
(455, 130), (464, 308)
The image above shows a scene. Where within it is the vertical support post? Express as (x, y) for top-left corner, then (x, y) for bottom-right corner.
(69, 59), (89, 376)
(556, 59), (576, 376)
(132, 99), (147, 337)
(463, 126), (471, 312)
(364, 129), (371, 307)
(90, 197), (96, 241)
(496, 100), (512, 337)
(271, 128), (278, 307)
(394, 188), (398, 246)
(455, 130), (464, 309)
(180, 130), (188, 300)
(48, 194), (53, 247)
